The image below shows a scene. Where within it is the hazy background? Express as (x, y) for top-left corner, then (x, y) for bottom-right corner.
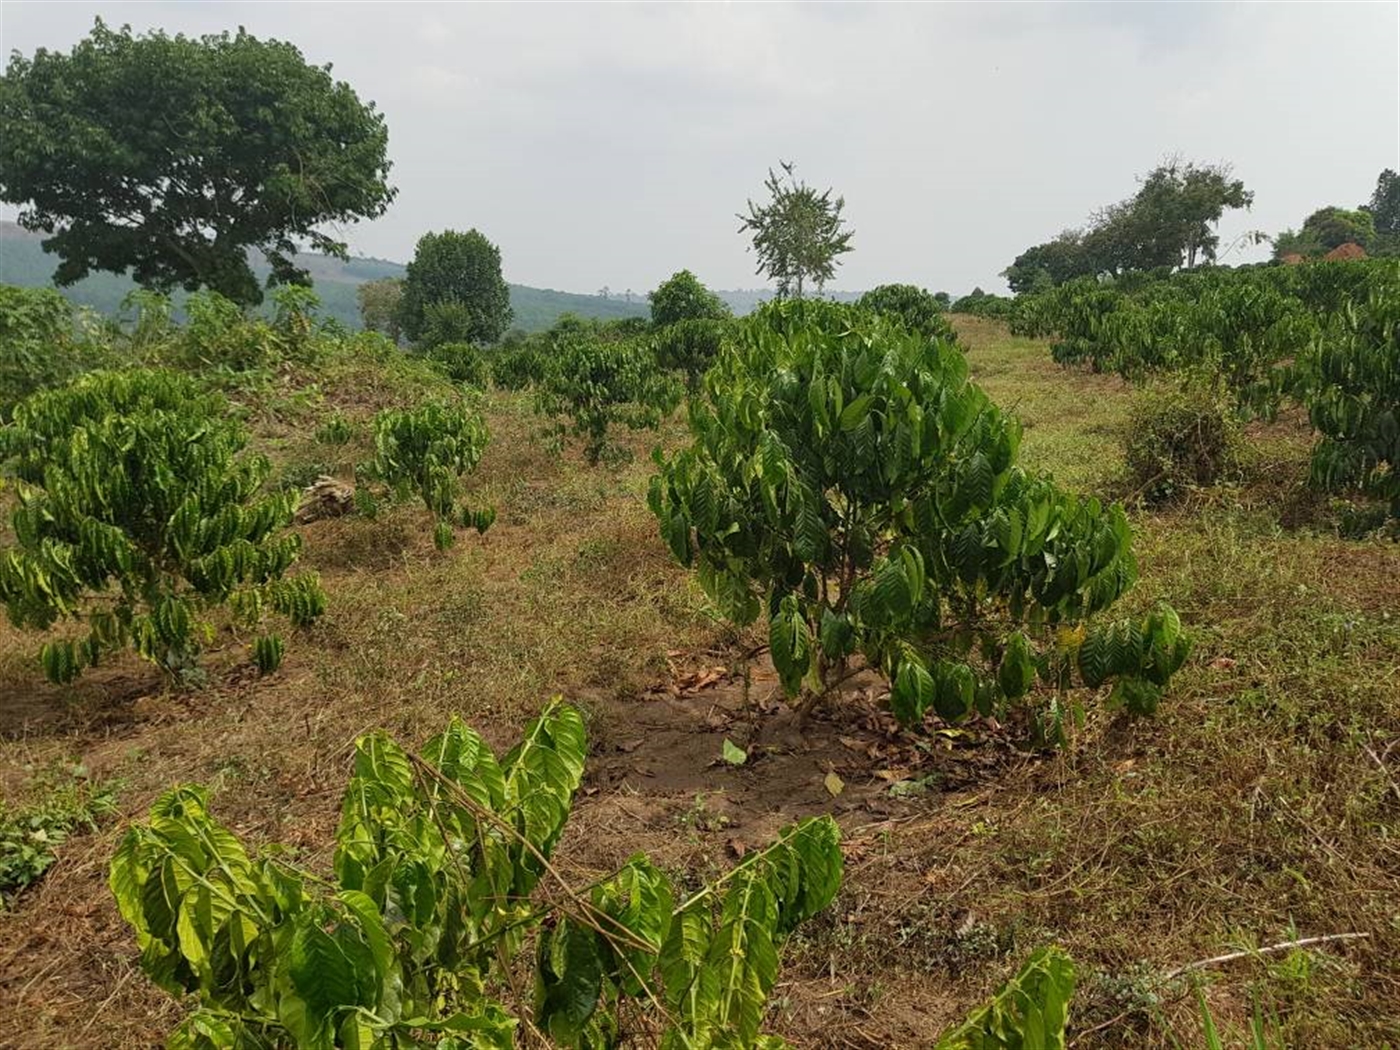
(1, 1), (1396, 295)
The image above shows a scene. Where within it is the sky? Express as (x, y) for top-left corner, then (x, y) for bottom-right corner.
(1, 1), (1397, 296)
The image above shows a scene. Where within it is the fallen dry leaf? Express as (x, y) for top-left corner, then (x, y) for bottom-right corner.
(824, 771), (845, 797)
(873, 768), (912, 782)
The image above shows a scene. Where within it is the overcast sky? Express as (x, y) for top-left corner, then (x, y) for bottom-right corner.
(2, 2), (1397, 296)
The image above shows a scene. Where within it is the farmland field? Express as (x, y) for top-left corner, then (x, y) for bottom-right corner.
(1, 315), (1395, 1048)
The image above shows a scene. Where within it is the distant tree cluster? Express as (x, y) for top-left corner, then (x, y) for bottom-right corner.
(1002, 157), (1254, 293)
(1272, 170), (1400, 260)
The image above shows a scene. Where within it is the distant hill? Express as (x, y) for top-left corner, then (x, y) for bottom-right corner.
(713, 288), (864, 314)
(0, 222), (650, 333)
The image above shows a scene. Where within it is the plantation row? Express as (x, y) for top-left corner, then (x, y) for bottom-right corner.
(1011, 259), (1400, 520)
(1, 281), (1185, 725)
(2, 278), (1164, 1047)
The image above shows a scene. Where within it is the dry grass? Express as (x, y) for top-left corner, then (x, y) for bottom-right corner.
(1, 320), (1397, 1048)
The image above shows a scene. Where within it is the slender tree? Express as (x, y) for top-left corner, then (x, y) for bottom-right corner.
(738, 161), (854, 298)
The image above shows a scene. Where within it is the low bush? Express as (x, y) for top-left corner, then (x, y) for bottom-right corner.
(1, 766), (119, 908)
(423, 340), (490, 387)
(1124, 382), (1242, 504)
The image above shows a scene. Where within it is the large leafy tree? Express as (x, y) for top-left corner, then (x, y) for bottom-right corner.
(1006, 158), (1252, 284)
(1002, 232), (1095, 293)
(1273, 206), (1377, 260)
(1301, 206), (1374, 251)
(397, 229), (513, 346)
(648, 269), (730, 328)
(738, 161), (854, 298)
(0, 20), (395, 306)
(1128, 158), (1253, 269)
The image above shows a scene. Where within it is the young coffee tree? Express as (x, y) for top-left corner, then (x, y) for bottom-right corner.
(857, 283), (957, 345)
(535, 332), (682, 465)
(356, 400), (495, 550)
(0, 285), (103, 418)
(1305, 267), (1400, 518)
(111, 700), (842, 1049)
(0, 369), (324, 682)
(649, 302), (1188, 742)
(653, 316), (733, 392)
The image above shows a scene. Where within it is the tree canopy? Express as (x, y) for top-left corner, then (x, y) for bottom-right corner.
(1274, 206), (1376, 260)
(357, 278), (404, 343)
(738, 162), (854, 298)
(0, 20), (395, 306)
(1002, 232), (1095, 294)
(1003, 158), (1253, 289)
(397, 229), (513, 346)
(1368, 169), (1400, 240)
(648, 269), (730, 328)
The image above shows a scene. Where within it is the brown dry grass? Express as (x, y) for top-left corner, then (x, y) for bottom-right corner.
(1, 320), (1397, 1048)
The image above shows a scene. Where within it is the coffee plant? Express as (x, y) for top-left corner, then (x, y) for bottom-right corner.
(857, 283), (958, 345)
(1304, 271), (1400, 517)
(935, 946), (1076, 1049)
(0, 369), (325, 682)
(111, 700), (843, 1049)
(488, 331), (546, 392)
(1023, 260), (1399, 518)
(0, 284), (104, 418)
(536, 332), (682, 465)
(653, 316), (732, 392)
(650, 302), (1188, 741)
(424, 341), (490, 388)
(356, 400), (495, 550)
(315, 413), (356, 446)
